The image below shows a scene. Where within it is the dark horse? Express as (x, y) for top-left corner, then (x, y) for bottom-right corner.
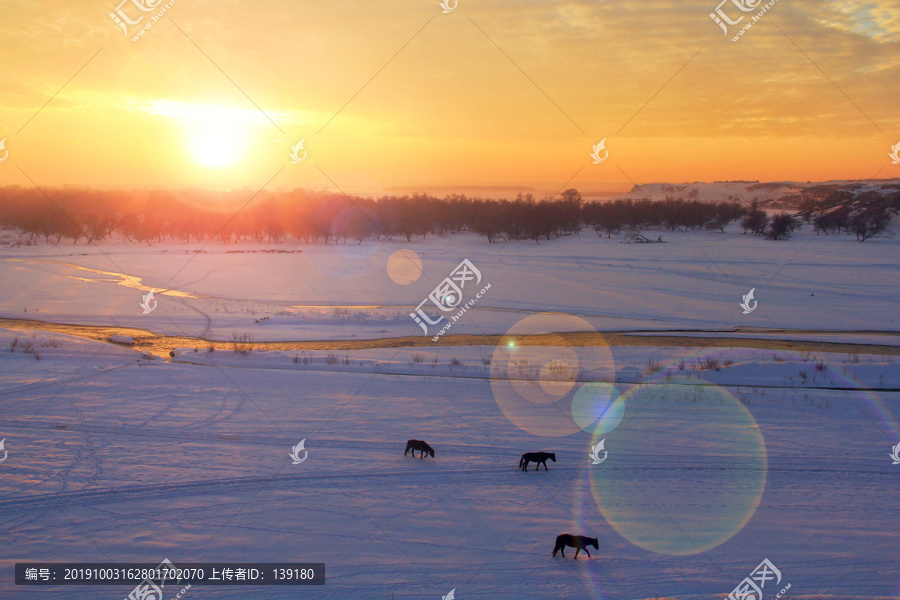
(519, 452), (556, 471)
(552, 534), (599, 559)
(405, 439), (435, 459)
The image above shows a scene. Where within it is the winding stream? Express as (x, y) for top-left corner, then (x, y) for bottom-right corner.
(1, 317), (898, 359)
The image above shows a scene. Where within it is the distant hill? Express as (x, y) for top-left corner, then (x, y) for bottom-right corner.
(610, 179), (900, 210)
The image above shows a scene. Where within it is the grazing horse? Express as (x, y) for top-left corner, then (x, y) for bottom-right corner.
(519, 451), (556, 471)
(552, 534), (599, 559)
(405, 439), (435, 459)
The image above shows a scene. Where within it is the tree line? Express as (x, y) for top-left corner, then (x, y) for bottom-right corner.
(0, 185), (895, 245)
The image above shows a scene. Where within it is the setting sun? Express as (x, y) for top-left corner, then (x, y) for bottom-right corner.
(124, 99), (260, 169)
(185, 120), (247, 168)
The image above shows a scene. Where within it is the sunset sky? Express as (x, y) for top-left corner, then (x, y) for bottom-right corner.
(1, 0), (899, 195)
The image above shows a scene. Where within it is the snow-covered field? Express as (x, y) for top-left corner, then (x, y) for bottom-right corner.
(1, 229), (899, 599)
(1, 223), (899, 342)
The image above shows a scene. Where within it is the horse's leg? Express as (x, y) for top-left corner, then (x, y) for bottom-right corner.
(574, 547), (580, 559)
(584, 548), (591, 558)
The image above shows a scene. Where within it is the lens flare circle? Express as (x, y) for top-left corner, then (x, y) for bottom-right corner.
(386, 249), (422, 285)
(490, 314), (614, 437)
(589, 377), (767, 556)
(572, 382), (623, 433)
(504, 334), (579, 405)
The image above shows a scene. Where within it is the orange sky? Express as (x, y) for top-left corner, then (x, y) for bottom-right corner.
(1, 0), (899, 195)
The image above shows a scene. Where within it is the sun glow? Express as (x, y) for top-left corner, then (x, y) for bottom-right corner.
(128, 100), (265, 168)
(185, 120), (248, 168)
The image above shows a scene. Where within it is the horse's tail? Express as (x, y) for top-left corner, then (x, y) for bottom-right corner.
(519, 454), (525, 469)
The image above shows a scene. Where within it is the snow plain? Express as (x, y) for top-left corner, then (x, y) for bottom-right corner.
(0, 226), (898, 600)
(1, 223), (899, 342)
